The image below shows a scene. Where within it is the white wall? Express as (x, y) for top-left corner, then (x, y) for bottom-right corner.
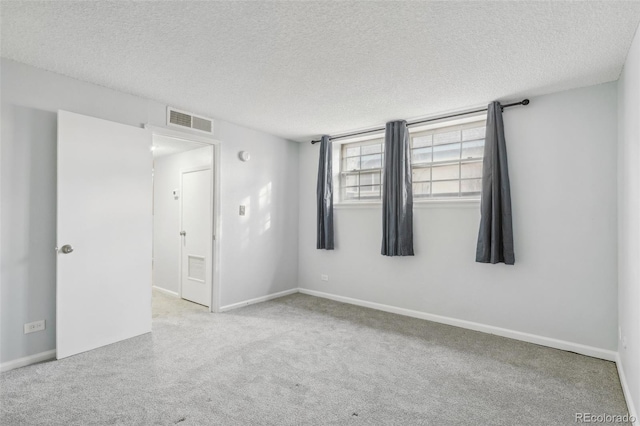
(153, 147), (213, 294)
(298, 83), (618, 352)
(1, 105), (58, 364)
(217, 122), (299, 307)
(0, 58), (299, 365)
(618, 23), (640, 418)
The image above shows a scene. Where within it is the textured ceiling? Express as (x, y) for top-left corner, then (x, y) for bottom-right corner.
(2, 1), (640, 142)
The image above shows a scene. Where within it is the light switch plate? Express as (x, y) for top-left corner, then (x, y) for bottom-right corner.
(239, 205), (246, 216)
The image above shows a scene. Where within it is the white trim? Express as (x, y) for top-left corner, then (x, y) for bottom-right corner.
(146, 125), (222, 314)
(219, 288), (299, 312)
(298, 288), (617, 362)
(1, 349), (56, 373)
(334, 202), (381, 209)
(616, 354), (639, 424)
(152, 285), (179, 298)
(211, 143), (222, 313)
(414, 199), (480, 209)
(334, 198), (480, 210)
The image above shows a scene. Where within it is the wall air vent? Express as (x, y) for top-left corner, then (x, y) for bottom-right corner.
(167, 107), (213, 134)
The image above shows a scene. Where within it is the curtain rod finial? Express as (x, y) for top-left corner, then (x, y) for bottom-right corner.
(522, 99), (530, 105)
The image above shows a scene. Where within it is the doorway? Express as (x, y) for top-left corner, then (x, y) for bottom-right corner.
(151, 132), (216, 309)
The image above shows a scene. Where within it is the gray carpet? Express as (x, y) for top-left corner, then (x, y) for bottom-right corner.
(0, 291), (630, 425)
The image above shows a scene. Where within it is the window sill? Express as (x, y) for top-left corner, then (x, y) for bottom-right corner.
(334, 198), (480, 209)
(334, 202), (380, 209)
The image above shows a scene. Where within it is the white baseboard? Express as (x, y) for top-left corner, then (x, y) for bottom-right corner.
(219, 288), (299, 312)
(0, 349), (56, 373)
(298, 288), (617, 362)
(152, 285), (179, 298)
(616, 354), (638, 424)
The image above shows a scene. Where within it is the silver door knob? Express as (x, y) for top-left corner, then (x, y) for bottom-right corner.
(60, 244), (74, 254)
(180, 231), (186, 236)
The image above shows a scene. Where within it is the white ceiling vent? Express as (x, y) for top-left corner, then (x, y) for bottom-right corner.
(167, 107), (213, 134)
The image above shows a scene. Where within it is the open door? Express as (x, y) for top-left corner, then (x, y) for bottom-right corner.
(56, 111), (152, 359)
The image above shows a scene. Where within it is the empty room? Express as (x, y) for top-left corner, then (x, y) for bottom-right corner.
(1, 1), (640, 425)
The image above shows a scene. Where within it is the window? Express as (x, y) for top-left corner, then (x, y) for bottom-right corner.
(340, 138), (384, 201)
(337, 118), (486, 202)
(411, 121), (486, 198)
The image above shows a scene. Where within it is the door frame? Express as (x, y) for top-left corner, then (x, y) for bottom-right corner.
(178, 165), (213, 307)
(146, 125), (221, 313)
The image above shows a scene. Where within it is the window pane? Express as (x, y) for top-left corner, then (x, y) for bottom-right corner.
(362, 144), (382, 155)
(340, 120), (484, 202)
(462, 127), (485, 141)
(413, 182), (431, 198)
(432, 164), (459, 181)
(461, 179), (482, 195)
(412, 167), (431, 182)
(412, 147), (432, 164)
(360, 171), (381, 186)
(412, 135), (432, 148)
(432, 180), (459, 196)
(345, 146), (360, 157)
(359, 185), (381, 199)
(433, 143), (461, 162)
(461, 161), (483, 179)
(341, 186), (359, 201)
(361, 154), (382, 170)
(345, 157), (360, 171)
(343, 173), (359, 187)
(434, 130), (461, 145)
(461, 140), (484, 159)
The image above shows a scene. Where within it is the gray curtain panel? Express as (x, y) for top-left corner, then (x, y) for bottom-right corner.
(382, 121), (414, 256)
(476, 101), (515, 264)
(316, 135), (334, 250)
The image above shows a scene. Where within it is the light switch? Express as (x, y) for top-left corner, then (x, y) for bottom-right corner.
(172, 189), (180, 200)
(239, 205), (246, 216)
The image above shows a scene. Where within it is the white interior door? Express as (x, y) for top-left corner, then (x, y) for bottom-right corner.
(180, 168), (212, 307)
(57, 110), (152, 359)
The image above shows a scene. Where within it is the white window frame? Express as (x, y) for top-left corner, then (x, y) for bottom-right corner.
(338, 137), (385, 202)
(333, 113), (487, 207)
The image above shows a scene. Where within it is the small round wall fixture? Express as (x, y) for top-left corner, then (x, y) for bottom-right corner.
(238, 151), (251, 162)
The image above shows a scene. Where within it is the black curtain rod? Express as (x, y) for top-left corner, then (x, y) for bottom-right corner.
(310, 99), (530, 144)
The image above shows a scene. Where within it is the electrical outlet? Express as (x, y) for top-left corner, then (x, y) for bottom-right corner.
(320, 274), (329, 281)
(622, 336), (627, 349)
(24, 320), (45, 334)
